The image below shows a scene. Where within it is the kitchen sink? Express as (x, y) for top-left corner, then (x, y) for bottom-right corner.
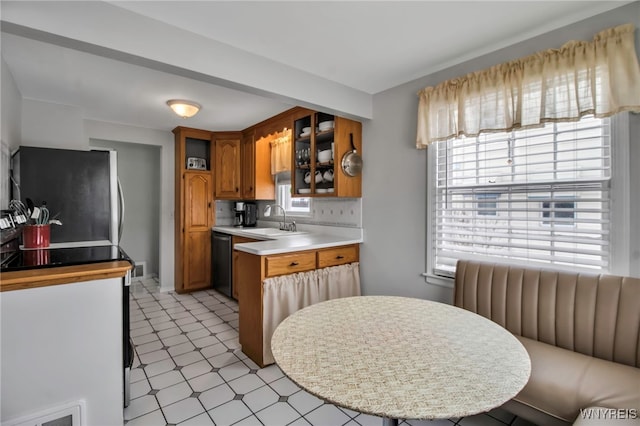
(239, 228), (308, 238)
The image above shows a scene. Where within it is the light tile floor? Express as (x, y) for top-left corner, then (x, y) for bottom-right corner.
(125, 278), (536, 426)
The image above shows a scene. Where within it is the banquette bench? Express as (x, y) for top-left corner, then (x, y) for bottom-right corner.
(454, 260), (640, 426)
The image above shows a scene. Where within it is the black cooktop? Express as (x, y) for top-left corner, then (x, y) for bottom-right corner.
(1, 245), (132, 271)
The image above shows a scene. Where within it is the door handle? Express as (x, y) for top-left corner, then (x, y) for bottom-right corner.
(289, 262), (299, 266)
(336, 255), (344, 259)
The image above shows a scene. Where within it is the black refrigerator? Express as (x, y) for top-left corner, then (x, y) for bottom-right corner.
(11, 146), (122, 245)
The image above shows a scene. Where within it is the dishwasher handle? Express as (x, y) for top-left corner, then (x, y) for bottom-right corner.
(213, 232), (231, 242)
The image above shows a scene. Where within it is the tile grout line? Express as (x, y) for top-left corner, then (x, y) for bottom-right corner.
(130, 280), (369, 425)
(129, 280), (340, 426)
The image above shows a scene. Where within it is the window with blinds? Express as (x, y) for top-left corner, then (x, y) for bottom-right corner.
(431, 116), (611, 276)
(275, 172), (311, 216)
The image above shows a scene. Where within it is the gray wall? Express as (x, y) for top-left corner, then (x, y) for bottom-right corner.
(360, 2), (640, 302)
(90, 139), (161, 277)
(630, 113), (640, 277)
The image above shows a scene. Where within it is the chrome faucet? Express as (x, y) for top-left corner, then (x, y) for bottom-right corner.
(263, 204), (296, 232)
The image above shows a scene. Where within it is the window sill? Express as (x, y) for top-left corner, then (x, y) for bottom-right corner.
(421, 273), (454, 289)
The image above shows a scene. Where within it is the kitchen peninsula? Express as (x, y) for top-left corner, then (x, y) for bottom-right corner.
(214, 224), (363, 367)
(0, 245), (133, 426)
(213, 225), (362, 255)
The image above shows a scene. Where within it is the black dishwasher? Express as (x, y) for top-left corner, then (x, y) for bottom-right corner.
(212, 231), (232, 297)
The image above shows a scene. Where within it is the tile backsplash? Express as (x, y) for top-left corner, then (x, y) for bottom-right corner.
(215, 201), (236, 226)
(215, 198), (362, 228)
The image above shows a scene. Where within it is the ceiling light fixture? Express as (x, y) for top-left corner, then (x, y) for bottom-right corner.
(167, 99), (201, 118)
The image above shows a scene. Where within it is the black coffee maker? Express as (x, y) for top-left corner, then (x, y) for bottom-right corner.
(234, 202), (245, 227)
(234, 202), (257, 227)
(244, 202), (257, 227)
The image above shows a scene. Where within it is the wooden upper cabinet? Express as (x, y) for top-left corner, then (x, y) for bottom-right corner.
(242, 127), (275, 200)
(214, 133), (242, 199)
(292, 112), (362, 198)
(241, 129), (256, 199)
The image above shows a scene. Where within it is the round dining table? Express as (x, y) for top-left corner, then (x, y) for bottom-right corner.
(271, 296), (531, 426)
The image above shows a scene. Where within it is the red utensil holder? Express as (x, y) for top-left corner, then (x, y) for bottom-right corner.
(23, 224), (51, 248)
(24, 249), (51, 266)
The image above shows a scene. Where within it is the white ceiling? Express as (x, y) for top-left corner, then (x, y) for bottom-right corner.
(1, 1), (632, 132)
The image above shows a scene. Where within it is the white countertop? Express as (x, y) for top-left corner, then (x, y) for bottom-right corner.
(212, 224), (363, 255)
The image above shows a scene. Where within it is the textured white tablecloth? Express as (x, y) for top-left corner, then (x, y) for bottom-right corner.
(271, 296), (531, 420)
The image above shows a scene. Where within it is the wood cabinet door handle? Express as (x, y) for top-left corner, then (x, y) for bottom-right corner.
(289, 262), (299, 266)
(236, 187), (239, 192)
(336, 255), (344, 259)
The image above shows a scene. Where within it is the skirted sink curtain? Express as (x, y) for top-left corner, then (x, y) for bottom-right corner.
(416, 24), (640, 147)
(262, 263), (361, 365)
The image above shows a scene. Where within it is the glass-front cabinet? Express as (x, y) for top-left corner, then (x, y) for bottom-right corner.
(292, 111), (362, 198)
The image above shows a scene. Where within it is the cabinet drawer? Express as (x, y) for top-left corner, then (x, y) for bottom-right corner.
(232, 236), (259, 246)
(265, 251), (316, 277)
(317, 245), (359, 268)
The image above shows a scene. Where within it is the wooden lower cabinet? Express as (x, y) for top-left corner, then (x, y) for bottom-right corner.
(316, 245), (359, 268)
(231, 236), (259, 300)
(176, 172), (214, 293)
(184, 231), (211, 291)
(265, 252), (316, 277)
(236, 244), (359, 367)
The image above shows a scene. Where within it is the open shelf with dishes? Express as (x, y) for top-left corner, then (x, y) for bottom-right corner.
(292, 111), (362, 198)
(293, 115), (313, 195)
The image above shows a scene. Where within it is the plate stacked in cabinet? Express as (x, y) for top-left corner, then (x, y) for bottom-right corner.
(293, 112), (362, 198)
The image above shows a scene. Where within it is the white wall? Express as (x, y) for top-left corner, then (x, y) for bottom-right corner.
(1, 278), (123, 425)
(1, 0), (372, 120)
(1, 57), (21, 150)
(85, 120), (175, 292)
(360, 2), (640, 302)
(21, 99), (86, 150)
(17, 102), (175, 291)
(1, 57), (22, 208)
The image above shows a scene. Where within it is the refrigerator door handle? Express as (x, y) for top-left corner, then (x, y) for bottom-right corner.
(118, 178), (125, 243)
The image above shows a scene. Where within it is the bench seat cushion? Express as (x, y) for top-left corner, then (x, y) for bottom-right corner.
(514, 336), (640, 423)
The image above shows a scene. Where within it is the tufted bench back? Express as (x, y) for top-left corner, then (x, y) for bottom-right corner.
(454, 260), (640, 368)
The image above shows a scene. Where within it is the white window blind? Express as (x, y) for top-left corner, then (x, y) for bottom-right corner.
(432, 116), (611, 276)
(275, 172), (311, 216)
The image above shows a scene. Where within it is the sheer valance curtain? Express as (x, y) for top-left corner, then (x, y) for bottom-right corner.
(416, 24), (640, 147)
(269, 128), (292, 175)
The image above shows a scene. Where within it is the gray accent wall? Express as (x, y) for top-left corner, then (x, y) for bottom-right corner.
(630, 113), (640, 277)
(360, 2), (640, 302)
(90, 139), (161, 277)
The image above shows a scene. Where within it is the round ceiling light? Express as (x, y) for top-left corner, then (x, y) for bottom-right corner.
(167, 99), (201, 118)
